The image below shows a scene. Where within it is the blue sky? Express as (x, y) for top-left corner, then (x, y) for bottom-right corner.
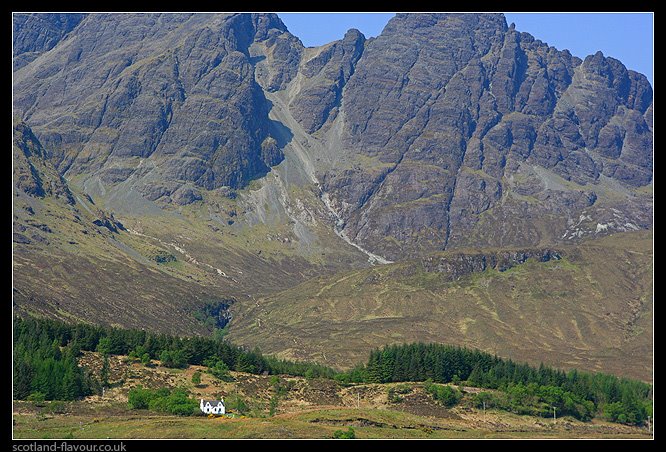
(278, 13), (653, 85)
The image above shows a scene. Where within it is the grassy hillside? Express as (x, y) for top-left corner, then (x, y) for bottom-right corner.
(12, 189), (231, 334)
(228, 230), (653, 381)
(13, 174), (375, 335)
(12, 121), (653, 382)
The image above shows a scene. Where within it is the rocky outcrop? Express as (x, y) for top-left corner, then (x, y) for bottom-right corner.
(13, 233), (32, 244)
(420, 248), (562, 281)
(13, 122), (74, 204)
(92, 210), (125, 233)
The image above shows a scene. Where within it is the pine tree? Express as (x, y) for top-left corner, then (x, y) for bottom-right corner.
(467, 365), (482, 387)
(32, 358), (53, 399)
(380, 349), (395, 383)
(13, 356), (33, 400)
(366, 350), (382, 383)
(96, 337), (111, 356)
(62, 367), (79, 400)
(234, 353), (256, 373)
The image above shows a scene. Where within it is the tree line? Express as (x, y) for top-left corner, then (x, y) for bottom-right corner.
(13, 318), (97, 401)
(336, 343), (652, 425)
(13, 316), (335, 401)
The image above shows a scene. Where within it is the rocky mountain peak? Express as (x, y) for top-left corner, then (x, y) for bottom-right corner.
(389, 12), (507, 30)
(250, 13), (291, 41)
(12, 13), (652, 261)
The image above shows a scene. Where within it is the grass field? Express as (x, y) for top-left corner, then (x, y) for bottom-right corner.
(13, 407), (651, 439)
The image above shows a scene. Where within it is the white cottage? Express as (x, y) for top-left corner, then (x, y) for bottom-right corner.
(200, 399), (225, 415)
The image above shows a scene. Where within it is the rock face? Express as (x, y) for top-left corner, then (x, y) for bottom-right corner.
(289, 29), (365, 133)
(420, 248), (562, 281)
(13, 122), (75, 204)
(13, 13), (287, 199)
(92, 210), (125, 233)
(13, 13), (653, 260)
(12, 13), (85, 70)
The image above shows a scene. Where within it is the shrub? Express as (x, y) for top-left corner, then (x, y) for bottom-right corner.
(128, 386), (197, 416)
(394, 384), (413, 395)
(46, 401), (67, 414)
(225, 394), (249, 415)
(27, 392), (46, 405)
(271, 377), (293, 397)
(209, 360), (233, 382)
(603, 401), (645, 425)
(159, 350), (188, 369)
(471, 391), (497, 409)
(269, 394), (279, 416)
(162, 389), (197, 416)
(426, 383), (462, 407)
(129, 346), (147, 361)
(388, 388), (403, 404)
(127, 386), (155, 410)
(332, 427), (356, 439)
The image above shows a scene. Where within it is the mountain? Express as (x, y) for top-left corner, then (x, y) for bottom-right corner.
(13, 13), (652, 261)
(319, 15), (652, 259)
(13, 14), (287, 194)
(12, 13), (653, 378)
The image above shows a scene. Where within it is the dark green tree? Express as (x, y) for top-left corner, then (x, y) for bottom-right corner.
(96, 337), (111, 356)
(13, 357), (33, 400)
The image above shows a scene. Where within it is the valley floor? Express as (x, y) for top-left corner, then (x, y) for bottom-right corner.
(13, 406), (651, 439)
(12, 351), (652, 440)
